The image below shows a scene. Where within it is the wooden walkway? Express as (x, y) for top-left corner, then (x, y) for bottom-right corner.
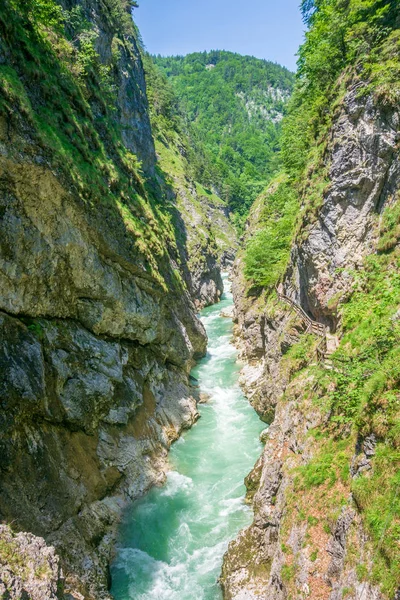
(276, 288), (339, 366)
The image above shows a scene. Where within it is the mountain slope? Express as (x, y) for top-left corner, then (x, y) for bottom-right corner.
(154, 51), (295, 216)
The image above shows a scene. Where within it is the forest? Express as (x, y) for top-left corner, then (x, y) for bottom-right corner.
(154, 51), (294, 219)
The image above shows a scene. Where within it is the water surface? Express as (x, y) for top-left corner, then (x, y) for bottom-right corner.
(111, 275), (263, 600)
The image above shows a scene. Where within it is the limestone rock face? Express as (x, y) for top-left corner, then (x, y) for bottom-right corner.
(222, 86), (398, 600)
(0, 1), (218, 597)
(284, 85), (400, 328)
(232, 259), (302, 423)
(0, 525), (64, 600)
(0, 152), (203, 599)
(0, 156), (205, 359)
(154, 148), (237, 308)
(174, 184), (225, 308)
(60, 0), (156, 174)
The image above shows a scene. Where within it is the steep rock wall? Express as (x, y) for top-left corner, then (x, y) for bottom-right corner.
(60, 0), (156, 174)
(165, 173), (237, 308)
(0, 1), (231, 598)
(222, 86), (400, 600)
(285, 84), (400, 329)
(0, 112), (204, 600)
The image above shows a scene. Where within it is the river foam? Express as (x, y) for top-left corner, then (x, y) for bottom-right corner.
(111, 274), (263, 600)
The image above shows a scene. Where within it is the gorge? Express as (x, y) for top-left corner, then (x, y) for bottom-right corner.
(0, 1), (399, 600)
(110, 275), (264, 600)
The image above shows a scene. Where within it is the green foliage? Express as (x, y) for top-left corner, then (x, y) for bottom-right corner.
(310, 549), (318, 562)
(104, 0), (137, 35)
(0, 0), (122, 190)
(377, 194), (400, 252)
(295, 440), (350, 490)
(281, 542), (290, 554)
(281, 563), (296, 583)
(284, 334), (314, 362)
(316, 224), (400, 593)
(282, 0), (400, 182)
(143, 54), (234, 220)
(0, 0), (193, 288)
(356, 563), (368, 581)
(352, 447), (400, 595)
(143, 54), (182, 139)
(9, 0), (64, 30)
(323, 523), (331, 535)
(27, 321), (45, 339)
(154, 51), (294, 216)
(329, 251), (400, 431)
(244, 179), (298, 289)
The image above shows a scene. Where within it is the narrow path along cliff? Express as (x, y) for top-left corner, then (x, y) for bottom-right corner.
(110, 274), (264, 600)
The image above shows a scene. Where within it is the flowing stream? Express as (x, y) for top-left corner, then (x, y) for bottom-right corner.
(111, 274), (264, 600)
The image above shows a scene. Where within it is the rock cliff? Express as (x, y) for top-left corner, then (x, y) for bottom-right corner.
(221, 82), (400, 600)
(0, 1), (234, 597)
(285, 83), (400, 330)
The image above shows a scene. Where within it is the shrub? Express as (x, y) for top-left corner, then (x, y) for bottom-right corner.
(244, 179), (298, 288)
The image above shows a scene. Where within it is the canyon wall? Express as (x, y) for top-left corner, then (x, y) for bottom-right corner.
(0, 1), (234, 597)
(222, 83), (400, 600)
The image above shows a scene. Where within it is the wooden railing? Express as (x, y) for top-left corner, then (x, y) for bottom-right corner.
(276, 291), (326, 337)
(276, 288), (337, 366)
(316, 336), (328, 363)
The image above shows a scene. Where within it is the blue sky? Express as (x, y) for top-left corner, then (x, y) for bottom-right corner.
(133, 0), (305, 72)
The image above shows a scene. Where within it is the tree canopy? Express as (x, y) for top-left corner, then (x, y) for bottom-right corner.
(154, 51), (295, 218)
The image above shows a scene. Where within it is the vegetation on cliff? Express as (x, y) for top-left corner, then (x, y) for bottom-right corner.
(240, 0), (400, 596)
(243, 177), (298, 289)
(286, 222), (400, 596)
(0, 0), (176, 281)
(283, 0), (400, 182)
(326, 243), (400, 594)
(245, 0), (400, 291)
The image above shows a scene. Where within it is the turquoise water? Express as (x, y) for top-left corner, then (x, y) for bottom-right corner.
(111, 275), (264, 600)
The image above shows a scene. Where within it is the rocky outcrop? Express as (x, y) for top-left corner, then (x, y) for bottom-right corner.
(153, 143), (237, 308)
(0, 302), (202, 598)
(61, 0), (156, 175)
(284, 84), (400, 330)
(182, 190), (237, 307)
(222, 84), (399, 600)
(0, 525), (64, 600)
(232, 259), (305, 423)
(169, 180), (227, 308)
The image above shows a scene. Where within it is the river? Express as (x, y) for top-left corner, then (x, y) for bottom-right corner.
(111, 274), (264, 600)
